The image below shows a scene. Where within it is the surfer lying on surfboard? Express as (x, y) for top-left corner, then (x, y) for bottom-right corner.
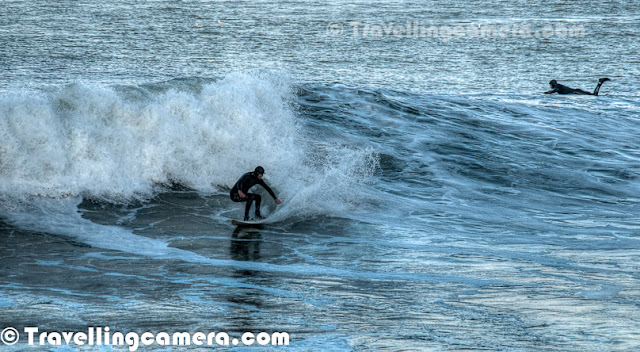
(544, 78), (610, 96)
(230, 166), (281, 221)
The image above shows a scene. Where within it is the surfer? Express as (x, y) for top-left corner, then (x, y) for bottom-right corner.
(544, 78), (610, 96)
(230, 166), (281, 221)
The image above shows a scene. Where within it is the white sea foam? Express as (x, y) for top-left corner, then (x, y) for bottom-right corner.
(0, 72), (377, 216)
(1, 72), (294, 203)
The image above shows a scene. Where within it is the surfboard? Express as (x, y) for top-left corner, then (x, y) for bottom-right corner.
(231, 218), (266, 227)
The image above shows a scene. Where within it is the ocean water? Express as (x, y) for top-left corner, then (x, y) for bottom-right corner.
(1, 1), (640, 351)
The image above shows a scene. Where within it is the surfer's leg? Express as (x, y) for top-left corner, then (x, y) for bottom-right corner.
(243, 194), (262, 220)
(254, 194), (262, 218)
(244, 201), (252, 220)
(245, 198), (253, 219)
(244, 194), (255, 220)
(593, 78), (610, 96)
(231, 191), (250, 219)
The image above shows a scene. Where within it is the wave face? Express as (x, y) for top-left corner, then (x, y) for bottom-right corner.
(2, 74), (639, 231)
(298, 84), (640, 232)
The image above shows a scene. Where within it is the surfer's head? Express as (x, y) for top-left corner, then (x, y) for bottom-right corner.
(254, 166), (265, 179)
(549, 80), (558, 88)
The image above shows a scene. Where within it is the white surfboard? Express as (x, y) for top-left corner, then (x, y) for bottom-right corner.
(231, 218), (266, 226)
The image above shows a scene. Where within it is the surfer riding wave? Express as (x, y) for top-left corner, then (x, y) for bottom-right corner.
(230, 166), (281, 221)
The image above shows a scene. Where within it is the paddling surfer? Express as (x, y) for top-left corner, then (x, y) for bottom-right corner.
(544, 78), (610, 96)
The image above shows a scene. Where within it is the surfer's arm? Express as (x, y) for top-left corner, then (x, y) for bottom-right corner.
(544, 88), (558, 94)
(259, 181), (278, 200)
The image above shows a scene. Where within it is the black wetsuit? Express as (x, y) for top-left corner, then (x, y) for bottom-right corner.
(544, 78), (609, 96)
(230, 172), (277, 220)
(545, 83), (591, 95)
